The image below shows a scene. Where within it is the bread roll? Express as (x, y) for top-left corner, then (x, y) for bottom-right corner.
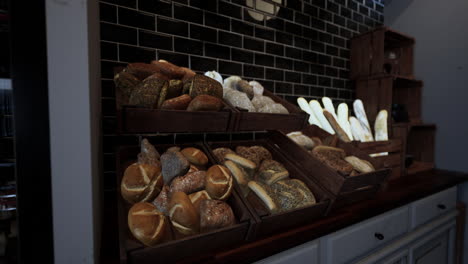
(344, 156), (375, 173)
(128, 202), (169, 246)
(200, 200), (236, 232)
(160, 94), (192, 110)
(224, 153), (256, 178)
(137, 138), (160, 166)
(169, 171), (206, 195)
(121, 163), (163, 204)
(188, 164), (199, 173)
(181, 67), (196, 81)
(186, 95), (224, 111)
(205, 165), (233, 200)
(150, 60), (186, 80)
(189, 190), (211, 211)
(167, 80), (183, 99)
(287, 131), (316, 150)
(212, 147), (235, 162)
(185, 74), (223, 99)
(125, 63), (170, 81)
(235, 146), (272, 166)
(114, 71), (141, 98)
(180, 147), (209, 166)
(168, 192), (199, 235)
(160, 150), (190, 184)
(224, 160), (249, 186)
(248, 181), (278, 212)
(129, 77), (167, 108)
(311, 146), (353, 175)
(257, 159), (289, 185)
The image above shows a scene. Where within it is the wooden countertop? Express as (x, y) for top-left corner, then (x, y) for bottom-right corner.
(100, 169), (468, 264)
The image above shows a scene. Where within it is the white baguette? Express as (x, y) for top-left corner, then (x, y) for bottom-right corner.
(349, 116), (365, 142)
(322, 97), (338, 120)
(337, 103), (353, 141)
(309, 100), (335, 134)
(353, 99), (374, 141)
(297, 97), (322, 127)
(374, 109), (389, 156)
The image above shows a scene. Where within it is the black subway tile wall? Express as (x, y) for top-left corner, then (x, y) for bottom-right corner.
(99, 0), (384, 190)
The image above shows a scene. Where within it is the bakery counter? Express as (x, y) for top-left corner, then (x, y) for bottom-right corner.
(100, 169), (468, 264)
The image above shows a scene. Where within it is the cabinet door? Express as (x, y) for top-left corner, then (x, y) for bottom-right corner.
(378, 249), (409, 264)
(411, 231), (449, 264)
(254, 240), (319, 264)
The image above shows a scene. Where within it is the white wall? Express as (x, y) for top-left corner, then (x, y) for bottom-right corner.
(46, 0), (101, 263)
(386, 1), (468, 263)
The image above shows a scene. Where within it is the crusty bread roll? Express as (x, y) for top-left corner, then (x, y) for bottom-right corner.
(224, 153), (256, 178)
(121, 163), (163, 204)
(224, 160), (249, 186)
(168, 192), (199, 235)
(257, 159), (289, 185)
(247, 181), (278, 212)
(212, 147), (235, 162)
(128, 202), (169, 246)
(150, 60), (186, 80)
(160, 94), (192, 110)
(344, 156), (375, 173)
(189, 190), (211, 211)
(200, 200), (236, 232)
(311, 146), (353, 175)
(205, 165), (233, 200)
(186, 95), (224, 111)
(169, 171), (206, 195)
(180, 147), (209, 167)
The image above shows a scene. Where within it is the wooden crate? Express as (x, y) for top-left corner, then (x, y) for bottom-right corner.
(353, 139), (404, 181)
(204, 136), (333, 239)
(350, 26), (415, 79)
(393, 123), (436, 176)
(116, 143), (254, 264)
(273, 126), (391, 208)
(231, 89), (308, 131)
(355, 75), (423, 130)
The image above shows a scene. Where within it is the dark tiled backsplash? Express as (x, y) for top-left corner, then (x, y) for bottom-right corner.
(99, 0), (384, 189)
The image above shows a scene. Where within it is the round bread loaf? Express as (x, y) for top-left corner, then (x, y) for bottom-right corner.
(180, 147), (209, 166)
(128, 202), (169, 246)
(200, 200), (236, 232)
(121, 163), (163, 204)
(168, 191), (200, 235)
(205, 165), (233, 200)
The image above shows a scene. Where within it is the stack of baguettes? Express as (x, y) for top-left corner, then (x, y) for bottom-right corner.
(121, 139), (236, 247)
(297, 97), (389, 157)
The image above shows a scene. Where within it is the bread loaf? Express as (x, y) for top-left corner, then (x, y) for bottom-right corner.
(129, 77), (168, 108)
(181, 67), (196, 81)
(160, 94), (192, 110)
(186, 95), (224, 111)
(236, 80), (254, 99)
(152, 185), (170, 215)
(121, 163), (163, 204)
(212, 148), (235, 163)
(180, 147), (209, 166)
(150, 60), (186, 80)
(247, 181), (278, 212)
(185, 74), (223, 99)
(323, 110), (351, 142)
(125, 63), (170, 81)
(344, 156), (375, 173)
(137, 138), (160, 166)
(128, 202), (169, 246)
(257, 159), (289, 185)
(168, 192), (199, 235)
(224, 160), (249, 186)
(200, 200), (236, 232)
(189, 190), (211, 211)
(224, 153), (256, 178)
(287, 132), (316, 150)
(160, 150), (190, 184)
(235, 146), (272, 166)
(114, 71), (141, 98)
(205, 165), (233, 200)
(311, 146), (353, 175)
(169, 171), (206, 195)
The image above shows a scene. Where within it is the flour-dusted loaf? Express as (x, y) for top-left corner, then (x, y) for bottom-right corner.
(137, 138), (160, 166)
(160, 150), (190, 184)
(152, 185), (170, 215)
(128, 202), (170, 246)
(169, 171), (206, 195)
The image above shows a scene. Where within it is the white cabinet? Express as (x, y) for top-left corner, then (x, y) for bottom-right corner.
(410, 187), (457, 229)
(378, 249), (409, 264)
(253, 240), (319, 264)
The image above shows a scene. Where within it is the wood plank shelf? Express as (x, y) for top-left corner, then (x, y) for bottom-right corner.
(100, 169), (468, 264)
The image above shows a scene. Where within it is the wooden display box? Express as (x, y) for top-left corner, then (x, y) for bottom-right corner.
(230, 89), (308, 131)
(355, 75), (423, 129)
(273, 126), (391, 208)
(393, 123), (436, 176)
(353, 139), (404, 181)
(204, 136), (333, 239)
(351, 26), (415, 79)
(116, 143), (254, 264)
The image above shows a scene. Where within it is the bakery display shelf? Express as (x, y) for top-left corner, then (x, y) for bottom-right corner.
(229, 89), (308, 132)
(273, 125), (391, 209)
(351, 26), (415, 79)
(204, 135), (333, 239)
(115, 143), (254, 264)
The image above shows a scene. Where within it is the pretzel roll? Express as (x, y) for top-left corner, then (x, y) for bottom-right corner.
(168, 192), (199, 235)
(181, 147), (209, 167)
(205, 165), (233, 200)
(121, 163), (163, 204)
(189, 190), (211, 211)
(128, 202), (169, 246)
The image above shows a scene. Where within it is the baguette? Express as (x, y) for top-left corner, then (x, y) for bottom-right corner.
(337, 103), (353, 141)
(309, 100), (335, 134)
(323, 110), (351, 142)
(344, 156), (375, 173)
